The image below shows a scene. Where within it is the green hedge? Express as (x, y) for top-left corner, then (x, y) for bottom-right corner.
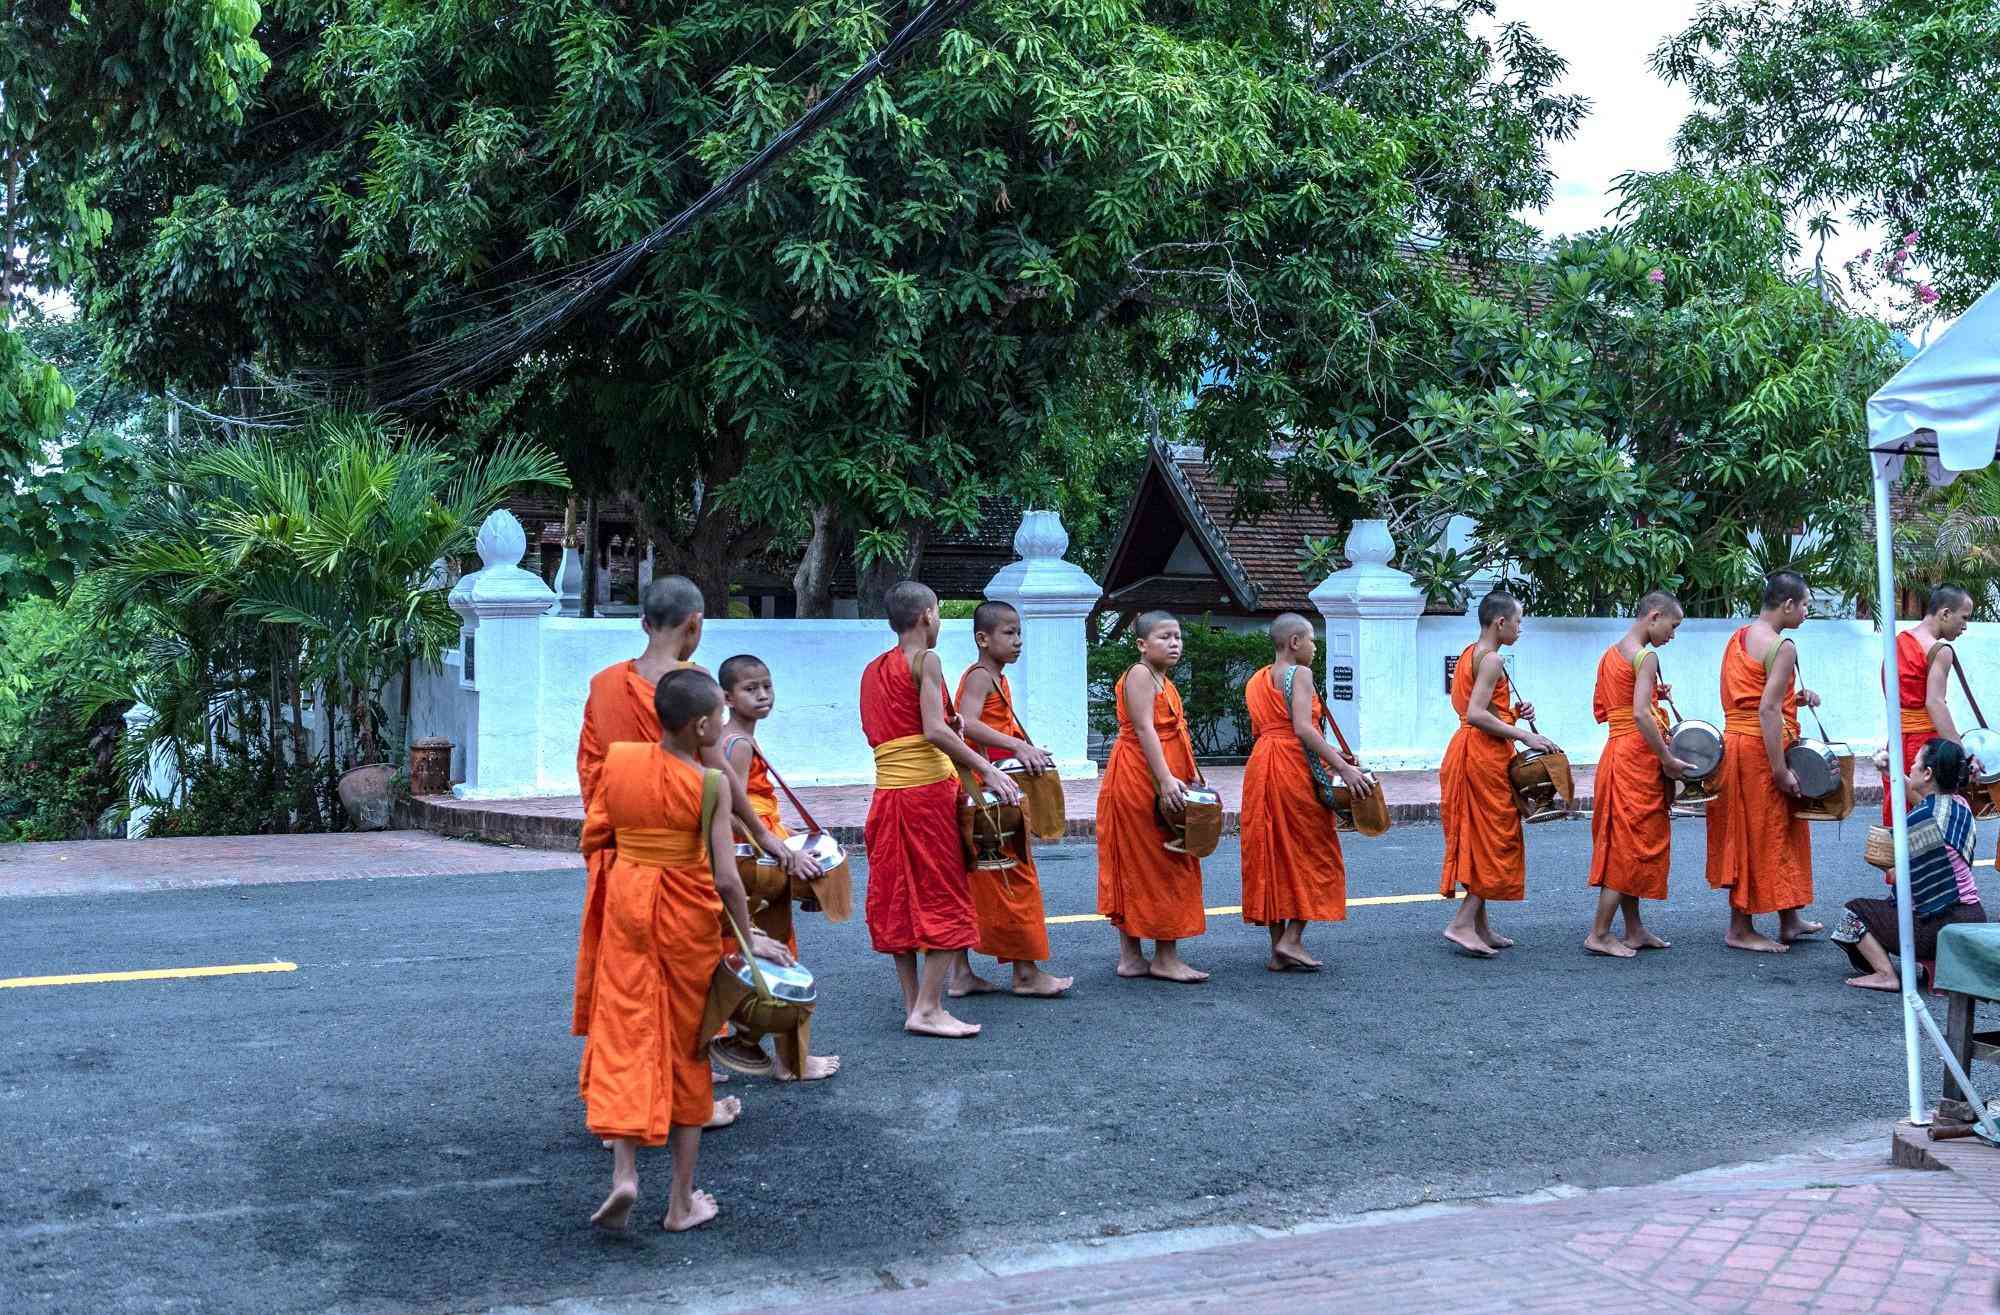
(0, 598), (140, 841)
(1087, 614), (1326, 757)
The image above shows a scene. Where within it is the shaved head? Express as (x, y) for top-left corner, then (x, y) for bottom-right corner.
(1134, 610), (1178, 639)
(973, 600), (1018, 634)
(1476, 591), (1521, 628)
(1762, 571), (1809, 609)
(1635, 590), (1683, 620)
(885, 580), (937, 632)
(642, 575), (704, 630)
(1269, 612), (1313, 649)
(655, 668), (723, 732)
(1929, 584), (1973, 616)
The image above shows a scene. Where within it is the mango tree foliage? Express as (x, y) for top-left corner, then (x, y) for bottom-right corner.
(58, 0), (1587, 610)
(0, 0), (269, 599)
(1656, 0), (2000, 319)
(1269, 171), (1902, 614)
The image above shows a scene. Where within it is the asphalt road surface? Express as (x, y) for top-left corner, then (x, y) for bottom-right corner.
(2, 819), (1965, 1314)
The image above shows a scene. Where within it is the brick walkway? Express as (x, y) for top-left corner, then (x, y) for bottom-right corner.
(756, 1128), (2000, 1315)
(0, 831), (577, 898)
(403, 766), (1889, 853)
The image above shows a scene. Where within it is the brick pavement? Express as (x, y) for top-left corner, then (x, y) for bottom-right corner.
(750, 1129), (2000, 1315)
(0, 830), (578, 898)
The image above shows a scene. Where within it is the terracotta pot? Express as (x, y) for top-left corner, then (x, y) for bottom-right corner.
(338, 762), (397, 832)
(407, 737), (455, 797)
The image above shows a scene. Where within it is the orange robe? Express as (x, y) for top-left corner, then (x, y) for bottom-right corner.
(576, 743), (721, 1143)
(955, 666), (1052, 963)
(1096, 672), (1206, 940)
(1439, 644), (1525, 901)
(1704, 627), (1813, 915)
(860, 649), (977, 954)
(573, 660), (667, 1036)
(720, 730), (797, 954)
(1883, 629), (1940, 825)
(1587, 646), (1672, 901)
(1239, 665), (1346, 924)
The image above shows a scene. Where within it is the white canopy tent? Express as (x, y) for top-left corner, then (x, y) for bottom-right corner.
(1866, 281), (2000, 1138)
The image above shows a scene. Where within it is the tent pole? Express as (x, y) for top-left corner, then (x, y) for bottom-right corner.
(1872, 463), (1925, 1126)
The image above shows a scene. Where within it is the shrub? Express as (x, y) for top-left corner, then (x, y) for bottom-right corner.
(1088, 614), (1323, 757)
(0, 597), (141, 840)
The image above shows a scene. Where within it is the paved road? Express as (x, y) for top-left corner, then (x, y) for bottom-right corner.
(0, 819), (1958, 1314)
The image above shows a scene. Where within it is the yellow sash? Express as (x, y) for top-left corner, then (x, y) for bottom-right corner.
(1902, 708), (1936, 735)
(873, 734), (955, 789)
(613, 827), (706, 868)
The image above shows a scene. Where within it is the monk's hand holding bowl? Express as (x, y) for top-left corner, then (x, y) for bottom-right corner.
(750, 930), (795, 967)
(1663, 755), (1699, 780)
(1337, 759), (1373, 798)
(1523, 730), (1557, 754)
(774, 845), (822, 881)
(983, 765), (1024, 807)
(1156, 777), (1188, 814)
(1775, 764), (1804, 797)
(1019, 744), (1056, 775)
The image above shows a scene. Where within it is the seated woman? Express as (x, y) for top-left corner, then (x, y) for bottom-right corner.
(1835, 739), (1988, 992)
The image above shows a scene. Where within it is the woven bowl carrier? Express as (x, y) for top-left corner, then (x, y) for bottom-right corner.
(992, 678), (1067, 842)
(744, 746), (854, 923)
(697, 769), (817, 1077)
(1782, 649), (1855, 824)
(1500, 670), (1575, 824)
(1283, 664), (1390, 837)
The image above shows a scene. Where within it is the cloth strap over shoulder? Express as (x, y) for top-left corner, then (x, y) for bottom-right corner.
(1284, 665), (1341, 811)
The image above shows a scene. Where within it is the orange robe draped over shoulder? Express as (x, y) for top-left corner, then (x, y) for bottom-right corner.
(576, 743), (721, 1143)
(1439, 644), (1525, 901)
(573, 660), (666, 1036)
(1704, 627), (1813, 915)
(1095, 673), (1206, 940)
(1587, 646), (1672, 901)
(860, 650), (977, 954)
(719, 731), (797, 954)
(1884, 629), (1940, 826)
(1240, 665), (1346, 924)
(955, 667), (1052, 963)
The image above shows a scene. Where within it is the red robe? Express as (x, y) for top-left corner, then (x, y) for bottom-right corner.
(860, 649), (977, 954)
(576, 743), (721, 1141)
(955, 666), (1052, 962)
(1883, 628), (1940, 825)
(1587, 646), (1672, 901)
(1439, 644), (1525, 901)
(1095, 672), (1206, 940)
(1239, 665), (1346, 924)
(1704, 627), (1813, 914)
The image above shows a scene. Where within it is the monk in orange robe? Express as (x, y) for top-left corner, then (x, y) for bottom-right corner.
(861, 581), (1024, 1038)
(574, 577), (809, 1072)
(1097, 610), (1210, 982)
(1585, 591), (1692, 958)
(1704, 570), (1823, 953)
(1440, 591), (1558, 957)
(577, 668), (793, 1234)
(1879, 584), (1971, 824)
(1240, 613), (1374, 972)
(714, 653), (840, 1082)
(948, 600), (1073, 998)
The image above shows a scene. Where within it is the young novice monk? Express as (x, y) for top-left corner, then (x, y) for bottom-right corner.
(1705, 570), (1824, 953)
(712, 654), (840, 1082)
(574, 578), (809, 1044)
(1241, 613), (1373, 971)
(1881, 584), (1972, 824)
(577, 669), (794, 1234)
(949, 601), (1074, 998)
(860, 581), (1023, 1038)
(1585, 591), (1696, 958)
(1440, 591), (1557, 957)
(1097, 611), (1210, 983)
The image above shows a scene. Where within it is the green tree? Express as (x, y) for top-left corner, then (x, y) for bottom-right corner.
(1655, 0), (2000, 319)
(51, 0), (1584, 613)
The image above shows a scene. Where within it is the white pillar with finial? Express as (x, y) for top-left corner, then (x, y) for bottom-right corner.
(449, 509), (559, 798)
(983, 509), (1103, 780)
(1309, 518), (1428, 769)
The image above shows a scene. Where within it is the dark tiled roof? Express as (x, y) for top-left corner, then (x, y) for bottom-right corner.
(1167, 454), (1337, 613)
(1103, 573), (1246, 616)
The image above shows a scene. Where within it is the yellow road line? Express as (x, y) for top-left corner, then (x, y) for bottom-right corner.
(0, 961), (298, 990)
(1046, 892), (1443, 925)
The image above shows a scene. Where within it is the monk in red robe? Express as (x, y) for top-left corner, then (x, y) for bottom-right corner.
(1440, 591), (1557, 957)
(574, 577), (809, 1072)
(714, 653), (840, 1081)
(1585, 591), (1692, 958)
(1705, 570), (1823, 952)
(577, 669), (793, 1234)
(861, 581), (1023, 1038)
(948, 601), (1073, 998)
(1240, 613), (1373, 972)
(1097, 610), (1210, 982)
(1880, 584), (1971, 824)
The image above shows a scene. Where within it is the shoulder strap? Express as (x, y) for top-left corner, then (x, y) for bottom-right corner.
(753, 746), (828, 837)
(989, 672), (1036, 746)
(702, 765), (773, 997)
(1946, 644), (1989, 729)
